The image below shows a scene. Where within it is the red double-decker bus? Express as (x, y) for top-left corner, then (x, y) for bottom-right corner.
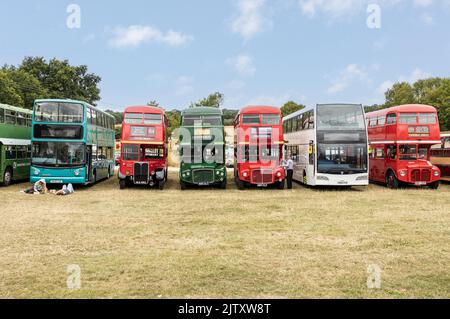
(234, 106), (285, 189)
(366, 104), (441, 189)
(118, 106), (168, 190)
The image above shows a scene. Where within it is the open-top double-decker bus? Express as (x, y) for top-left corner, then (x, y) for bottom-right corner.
(234, 106), (285, 189)
(118, 106), (168, 190)
(431, 132), (450, 182)
(366, 104), (441, 189)
(283, 104), (369, 187)
(179, 107), (227, 190)
(0, 103), (32, 186)
(30, 99), (115, 185)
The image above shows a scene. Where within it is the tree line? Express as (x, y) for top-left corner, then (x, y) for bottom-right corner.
(1, 57), (449, 132)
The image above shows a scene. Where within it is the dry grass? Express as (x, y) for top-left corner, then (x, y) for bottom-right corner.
(0, 170), (449, 299)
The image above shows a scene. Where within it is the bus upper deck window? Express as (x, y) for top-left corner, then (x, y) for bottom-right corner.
(262, 114), (280, 125)
(202, 116), (222, 126)
(124, 113), (143, 124)
(144, 114), (162, 125)
(399, 113), (417, 124)
(0, 108), (4, 123)
(243, 115), (260, 125)
(5, 110), (16, 125)
(419, 113), (437, 124)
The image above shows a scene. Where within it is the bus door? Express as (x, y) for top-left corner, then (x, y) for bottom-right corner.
(86, 145), (93, 182)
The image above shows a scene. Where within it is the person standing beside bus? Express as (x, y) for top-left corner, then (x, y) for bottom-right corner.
(284, 156), (294, 189)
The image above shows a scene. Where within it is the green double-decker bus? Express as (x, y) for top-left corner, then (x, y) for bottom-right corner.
(30, 99), (115, 185)
(179, 107), (227, 189)
(0, 103), (33, 186)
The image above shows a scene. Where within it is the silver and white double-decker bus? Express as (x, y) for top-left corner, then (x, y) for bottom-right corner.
(283, 103), (369, 187)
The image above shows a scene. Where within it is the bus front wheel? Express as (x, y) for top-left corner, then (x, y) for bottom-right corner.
(2, 168), (12, 187)
(219, 179), (227, 190)
(119, 179), (126, 190)
(386, 171), (399, 189)
(277, 180), (285, 190)
(180, 181), (187, 191)
(158, 180), (166, 190)
(429, 181), (440, 190)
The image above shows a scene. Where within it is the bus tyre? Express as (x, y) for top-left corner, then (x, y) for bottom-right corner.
(158, 180), (165, 191)
(235, 178), (245, 190)
(119, 179), (126, 190)
(429, 181), (440, 190)
(386, 171), (399, 189)
(2, 168), (12, 187)
(277, 180), (285, 190)
(180, 181), (187, 191)
(220, 179), (227, 190)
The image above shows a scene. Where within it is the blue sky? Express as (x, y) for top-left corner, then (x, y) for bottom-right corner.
(1, 0), (449, 111)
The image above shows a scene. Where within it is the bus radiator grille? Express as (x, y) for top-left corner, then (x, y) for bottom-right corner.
(193, 170), (214, 184)
(411, 169), (431, 182)
(134, 163), (149, 184)
(252, 170), (274, 184)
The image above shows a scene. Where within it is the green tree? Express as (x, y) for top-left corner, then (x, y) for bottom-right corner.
(105, 110), (123, 125)
(15, 57), (101, 105)
(190, 92), (224, 108)
(281, 101), (305, 117)
(3, 68), (48, 109)
(0, 71), (24, 106)
(384, 82), (415, 107)
(166, 110), (181, 137)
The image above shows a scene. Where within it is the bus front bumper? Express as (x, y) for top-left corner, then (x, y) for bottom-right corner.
(315, 173), (369, 186)
(30, 166), (87, 184)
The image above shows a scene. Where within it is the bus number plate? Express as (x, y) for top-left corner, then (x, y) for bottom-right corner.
(199, 182), (210, 186)
(50, 180), (63, 184)
(415, 182), (427, 186)
(257, 184), (268, 188)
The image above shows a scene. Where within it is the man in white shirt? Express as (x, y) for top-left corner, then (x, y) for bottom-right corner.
(284, 156), (294, 189)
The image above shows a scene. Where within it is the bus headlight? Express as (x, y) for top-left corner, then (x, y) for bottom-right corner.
(400, 170), (407, 177)
(434, 171), (440, 177)
(33, 168), (40, 176)
(243, 172), (249, 178)
(216, 171), (220, 175)
(74, 169), (80, 176)
(276, 171), (282, 178)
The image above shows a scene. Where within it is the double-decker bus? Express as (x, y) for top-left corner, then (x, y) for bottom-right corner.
(366, 104), (441, 189)
(118, 106), (168, 190)
(179, 107), (227, 190)
(283, 104), (369, 187)
(431, 132), (450, 182)
(0, 104), (32, 186)
(234, 106), (285, 189)
(30, 99), (115, 185)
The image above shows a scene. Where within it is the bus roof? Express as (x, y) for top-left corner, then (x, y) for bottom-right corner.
(124, 105), (165, 114)
(0, 103), (32, 114)
(239, 105), (281, 115)
(182, 107), (223, 116)
(366, 104), (437, 117)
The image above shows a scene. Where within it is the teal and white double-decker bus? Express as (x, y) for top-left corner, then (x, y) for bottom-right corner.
(179, 107), (227, 189)
(0, 103), (32, 186)
(30, 99), (115, 185)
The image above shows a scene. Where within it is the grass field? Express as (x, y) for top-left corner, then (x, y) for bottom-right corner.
(0, 170), (449, 299)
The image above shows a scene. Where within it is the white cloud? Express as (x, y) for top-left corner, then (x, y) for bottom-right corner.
(414, 0), (433, 7)
(377, 68), (431, 95)
(299, 0), (364, 17)
(420, 13), (434, 25)
(230, 0), (270, 40)
(109, 25), (193, 48)
(226, 54), (256, 77)
(247, 93), (306, 106)
(175, 76), (194, 96)
(326, 64), (370, 94)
